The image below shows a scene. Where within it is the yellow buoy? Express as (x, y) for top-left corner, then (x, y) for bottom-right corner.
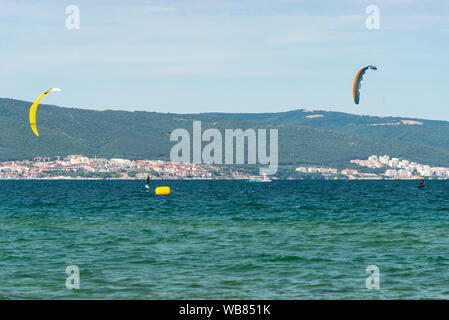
(155, 186), (170, 195)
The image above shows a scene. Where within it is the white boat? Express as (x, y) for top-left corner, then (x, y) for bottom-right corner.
(249, 175), (272, 182)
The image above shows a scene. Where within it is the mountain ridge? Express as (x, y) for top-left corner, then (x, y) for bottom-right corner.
(1, 97), (449, 172)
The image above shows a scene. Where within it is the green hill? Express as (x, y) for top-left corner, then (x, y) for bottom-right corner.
(2, 98), (449, 172)
(203, 109), (449, 151)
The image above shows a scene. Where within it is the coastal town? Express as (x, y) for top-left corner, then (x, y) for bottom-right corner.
(296, 155), (449, 179)
(1, 154), (449, 180)
(0, 155), (221, 180)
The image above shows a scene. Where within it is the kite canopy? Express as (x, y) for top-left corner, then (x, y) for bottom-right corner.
(29, 88), (61, 136)
(353, 65), (377, 104)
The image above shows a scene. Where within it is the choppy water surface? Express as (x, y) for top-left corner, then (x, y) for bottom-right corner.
(1, 180), (449, 299)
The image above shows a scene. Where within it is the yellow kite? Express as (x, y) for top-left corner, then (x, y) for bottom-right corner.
(29, 88), (61, 136)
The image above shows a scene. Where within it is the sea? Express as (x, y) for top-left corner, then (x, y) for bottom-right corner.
(1, 180), (449, 299)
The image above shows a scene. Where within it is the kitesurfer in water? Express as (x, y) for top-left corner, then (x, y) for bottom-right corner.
(146, 175), (151, 186)
(418, 178), (425, 188)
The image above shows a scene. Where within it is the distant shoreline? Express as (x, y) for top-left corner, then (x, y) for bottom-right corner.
(0, 177), (445, 181)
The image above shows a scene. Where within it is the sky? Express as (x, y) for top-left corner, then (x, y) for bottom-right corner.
(1, 0), (449, 120)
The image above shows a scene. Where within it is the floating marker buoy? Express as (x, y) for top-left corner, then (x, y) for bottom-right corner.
(155, 186), (170, 195)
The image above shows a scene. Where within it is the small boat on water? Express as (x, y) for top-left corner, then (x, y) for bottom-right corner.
(249, 175), (272, 182)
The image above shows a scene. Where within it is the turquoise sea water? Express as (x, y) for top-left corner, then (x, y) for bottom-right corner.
(1, 180), (449, 299)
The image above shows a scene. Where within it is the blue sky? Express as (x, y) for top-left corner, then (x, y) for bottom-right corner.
(1, 0), (449, 120)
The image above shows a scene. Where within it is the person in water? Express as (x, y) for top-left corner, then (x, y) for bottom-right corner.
(146, 175), (151, 186)
(418, 178), (425, 187)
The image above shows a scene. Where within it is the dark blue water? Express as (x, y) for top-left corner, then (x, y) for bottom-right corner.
(1, 180), (449, 299)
